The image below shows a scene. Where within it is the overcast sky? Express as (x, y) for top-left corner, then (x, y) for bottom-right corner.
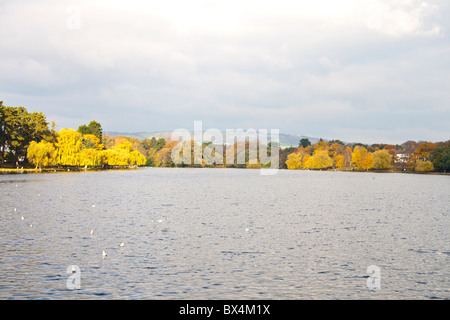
(1, 0), (449, 144)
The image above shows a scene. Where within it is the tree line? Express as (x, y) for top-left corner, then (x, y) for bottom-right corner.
(1, 101), (145, 169)
(284, 139), (450, 172)
(1, 100), (449, 172)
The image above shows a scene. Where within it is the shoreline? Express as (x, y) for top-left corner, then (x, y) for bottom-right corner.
(1, 166), (448, 176)
(0, 166), (140, 174)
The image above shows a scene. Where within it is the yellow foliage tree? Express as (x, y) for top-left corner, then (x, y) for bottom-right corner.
(27, 141), (57, 169)
(302, 154), (311, 169)
(304, 150), (333, 169)
(80, 148), (101, 166)
(415, 160), (434, 172)
(286, 152), (303, 170)
(82, 134), (104, 150)
(372, 149), (393, 170)
(56, 129), (83, 166)
(99, 146), (146, 167)
(335, 154), (345, 169)
(115, 141), (132, 152)
(361, 152), (374, 170)
(313, 140), (329, 154)
(101, 148), (129, 166)
(129, 150), (146, 166)
(352, 146), (374, 171)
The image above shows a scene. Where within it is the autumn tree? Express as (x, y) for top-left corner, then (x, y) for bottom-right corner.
(171, 139), (202, 167)
(352, 146), (374, 171)
(279, 147), (295, 169)
(372, 149), (393, 170)
(286, 152), (303, 169)
(154, 141), (178, 167)
(328, 142), (351, 169)
(82, 134), (103, 150)
(129, 150), (146, 166)
(335, 155), (345, 169)
(415, 160), (434, 172)
(407, 142), (437, 168)
(27, 141), (57, 169)
(56, 129), (83, 166)
(80, 148), (101, 166)
(304, 150), (333, 169)
(312, 140), (329, 154)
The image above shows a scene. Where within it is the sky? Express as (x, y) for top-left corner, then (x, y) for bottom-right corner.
(1, 0), (449, 144)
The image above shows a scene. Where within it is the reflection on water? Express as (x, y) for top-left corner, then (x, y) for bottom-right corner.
(0, 168), (449, 299)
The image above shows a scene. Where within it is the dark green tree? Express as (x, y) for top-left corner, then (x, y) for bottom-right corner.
(299, 138), (311, 148)
(0, 102), (51, 166)
(78, 120), (103, 143)
(431, 143), (450, 171)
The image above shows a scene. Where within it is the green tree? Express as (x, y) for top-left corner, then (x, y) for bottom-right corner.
(0, 102), (51, 166)
(299, 138), (311, 148)
(430, 144), (450, 171)
(78, 120), (103, 143)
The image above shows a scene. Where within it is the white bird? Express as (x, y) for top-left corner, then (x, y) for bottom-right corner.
(119, 242), (124, 248)
(90, 229), (94, 236)
(14, 208), (17, 212)
(245, 228), (250, 232)
(21, 216), (24, 221)
(92, 205), (95, 208)
(102, 250), (107, 258)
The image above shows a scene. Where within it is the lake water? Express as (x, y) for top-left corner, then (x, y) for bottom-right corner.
(0, 168), (449, 300)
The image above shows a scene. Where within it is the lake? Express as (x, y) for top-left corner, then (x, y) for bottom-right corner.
(0, 168), (449, 299)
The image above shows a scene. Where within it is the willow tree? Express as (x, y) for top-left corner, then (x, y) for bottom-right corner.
(129, 150), (146, 166)
(372, 149), (393, 170)
(56, 129), (83, 166)
(27, 140), (57, 169)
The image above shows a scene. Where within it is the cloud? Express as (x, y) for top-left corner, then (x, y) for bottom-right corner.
(366, 0), (442, 37)
(0, 0), (449, 144)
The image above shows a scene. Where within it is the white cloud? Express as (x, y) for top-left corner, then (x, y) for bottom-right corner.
(366, 0), (443, 37)
(0, 0), (448, 142)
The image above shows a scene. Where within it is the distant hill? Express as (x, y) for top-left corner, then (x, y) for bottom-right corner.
(103, 131), (326, 148)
